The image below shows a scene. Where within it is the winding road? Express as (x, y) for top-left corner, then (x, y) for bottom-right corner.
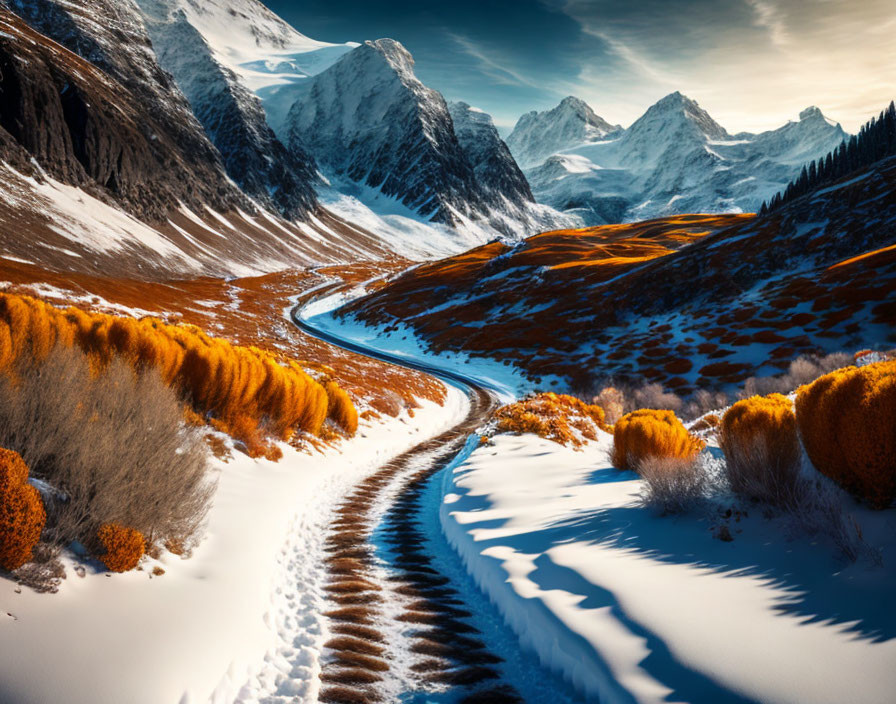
(291, 287), (580, 704)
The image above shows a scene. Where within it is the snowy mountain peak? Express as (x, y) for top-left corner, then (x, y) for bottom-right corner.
(362, 38), (416, 77)
(506, 96), (619, 168)
(800, 105), (823, 121)
(634, 92), (728, 140)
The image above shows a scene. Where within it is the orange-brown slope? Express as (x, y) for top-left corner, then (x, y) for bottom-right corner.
(0, 259), (444, 419)
(343, 157), (896, 395)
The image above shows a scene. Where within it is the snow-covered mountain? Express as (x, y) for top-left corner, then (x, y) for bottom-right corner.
(0, 2), (415, 276)
(448, 102), (534, 205)
(136, 0), (321, 219)
(284, 39), (572, 237)
(506, 96), (622, 168)
(508, 92), (849, 224)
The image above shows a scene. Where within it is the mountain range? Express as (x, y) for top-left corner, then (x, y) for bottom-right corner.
(510, 92), (848, 224)
(0, 0), (853, 277)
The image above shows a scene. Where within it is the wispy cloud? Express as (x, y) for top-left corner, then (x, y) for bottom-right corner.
(447, 32), (542, 89)
(743, 0), (790, 48)
(581, 28), (679, 86)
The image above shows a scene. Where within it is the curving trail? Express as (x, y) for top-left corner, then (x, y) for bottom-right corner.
(291, 287), (530, 703)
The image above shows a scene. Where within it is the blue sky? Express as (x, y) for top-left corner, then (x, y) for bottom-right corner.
(262, 0), (895, 134)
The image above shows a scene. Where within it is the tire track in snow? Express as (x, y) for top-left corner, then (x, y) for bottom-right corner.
(291, 290), (530, 702)
(316, 385), (523, 703)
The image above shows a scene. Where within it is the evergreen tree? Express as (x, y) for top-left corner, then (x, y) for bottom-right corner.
(764, 99), (896, 213)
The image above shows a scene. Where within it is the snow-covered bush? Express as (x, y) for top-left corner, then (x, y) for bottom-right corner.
(97, 523), (145, 573)
(720, 394), (801, 506)
(796, 359), (896, 508)
(636, 455), (706, 514)
(0, 346), (213, 555)
(611, 409), (704, 472)
(0, 448), (45, 571)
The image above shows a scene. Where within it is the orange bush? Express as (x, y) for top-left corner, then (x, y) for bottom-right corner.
(97, 523), (145, 572)
(0, 448), (45, 571)
(795, 360), (896, 508)
(611, 409), (704, 472)
(325, 381), (359, 434)
(0, 293), (357, 452)
(494, 393), (610, 448)
(720, 394), (801, 504)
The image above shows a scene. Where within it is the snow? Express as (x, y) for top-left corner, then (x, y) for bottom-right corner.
(316, 185), (495, 260)
(440, 431), (896, 703)
(137, 0), (355, 99)
(0, 385), (469, 704)
(300, 289), (536, 402)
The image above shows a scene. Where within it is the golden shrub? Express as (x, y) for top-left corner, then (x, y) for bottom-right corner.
(795, 360), (896, 508)
(720, 394), (801, 504)
(97, 523), (145, 572)
(325, 381), (359, 434)
(0, 448), (46, 571)
(611, 409), (704, 472)
(0, 293), (358, 454)
(494, 393), (609, 448)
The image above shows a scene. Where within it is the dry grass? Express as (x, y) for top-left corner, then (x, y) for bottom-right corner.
(636, 456), (707, 514)
(720, 394), (802, 506)
(611, 409), (704, 472)
(0, 260), (445, 423)
(0, 346), (213, 558)
(493, 393), (609, 448)
(796, 359), (896, 508)
(0, 292), (360, 455)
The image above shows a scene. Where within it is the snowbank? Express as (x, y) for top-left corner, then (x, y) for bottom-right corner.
(440, 431), (896, 703)
(0, 386), (468, 704)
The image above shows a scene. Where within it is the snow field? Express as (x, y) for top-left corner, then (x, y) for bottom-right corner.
(0, 385), (468, 704)
(440, 431), (896, 703)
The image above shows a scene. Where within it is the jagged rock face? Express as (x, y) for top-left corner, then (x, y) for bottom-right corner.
(136, 1), (319, 219)
(448, 102), (533, 204)
(0, 7), (198, 219)
(506, 96), (621, 168)
(511, 92), (848, 224)
(5, 0), (250, 220)
(286, 39), (487, 225)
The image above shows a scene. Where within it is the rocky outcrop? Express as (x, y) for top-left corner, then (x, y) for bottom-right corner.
(4, 0), (250, 221)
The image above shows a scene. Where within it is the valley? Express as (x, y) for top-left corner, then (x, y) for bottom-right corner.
(0, 0), (893, 703)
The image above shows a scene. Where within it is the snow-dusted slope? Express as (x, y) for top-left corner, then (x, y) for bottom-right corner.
(286, 39), (573, 239)
(5, 0), (249, 221)
(510, 92), (848, 224)
(506, 96), (621, 168)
